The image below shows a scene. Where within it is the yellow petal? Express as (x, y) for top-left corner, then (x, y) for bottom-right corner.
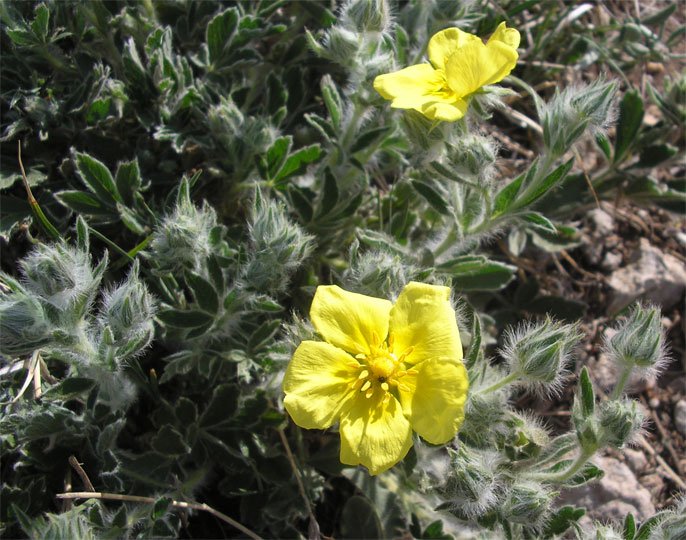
(374, 64), (443, 102)
(389, 282), (463, 365)
(310, 285), (392, 355)
(445, 38), (518, 97)
(398, 357), (469, 444)
(339, 392), (413, 475)
(283, 341), (359, 429)
(427, 27), (481, 70)
(421, 99), (468, 121)
(487, 22), (520, 50)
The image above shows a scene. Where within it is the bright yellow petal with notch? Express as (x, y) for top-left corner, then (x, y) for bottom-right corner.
(427, 27), (481, 70)
(339, 392), (413, 475)
(310, 285), (392, 355)
(374, 64), (442, 103)
(445, 39), (518, 97)
(390, 282), (462, 365)
(487, 22), (520, 50)
(398, 357), (469, 444)
(283, 341), (359, 429)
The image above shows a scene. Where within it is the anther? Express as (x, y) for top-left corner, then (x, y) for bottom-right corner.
(360, 380), (371, 392)
(372, 331), (380, 347)
(353, 342), (366, 354)
(355, 353), (366, 360)
(383, 393), (391, 404)
(398, 383), (410, 392)
(395, 370), (407, 378)
(346, 360), (360, 368)
(406, 369), (419, 376)
(353, 379), (363, 389)
(365, 388), (374, 399)
(380, 382), (389, 392)
(358, 370), (369, 380)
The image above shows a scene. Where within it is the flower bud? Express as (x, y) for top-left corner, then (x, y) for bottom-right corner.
(439, 446), (502, 519)
(98, 261), (156, 363)
(150, 197), (218, 275)
(596, 398), (645, 448)
(501, 480), (553, 529)
(342, 242), (416, 299)
(605, 303), (667, 380)
(542, 80), (618, 158)
(344, 0), (390, 34)
(20, 243), (101, 319)
(501, 317), (581, 396)
(649, 495), (686, 540)
(0, 290), (52, 356)
(243, 192), (313, 295)
(325, 27), (360, 65)
(446, 134), (497, 181)
(580, 524), (625, 540)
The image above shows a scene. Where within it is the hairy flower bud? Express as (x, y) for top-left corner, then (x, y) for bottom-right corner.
(605, 303), (668, 380)
(0, 288), (52, 356)
(243, 192), (313, 295)
(151, 197), (218, 275)
(440, 446), (503, 519)
(20, 243), (102, 320)
(596, 399), (645, 448)
(446, 134), (497, 181)
(344, 0), (391, 34)
(501, 317), (581, 396)
(542, 80), (618, 158)
(501, 480), (553, 529)
(97, 261), (156, 364)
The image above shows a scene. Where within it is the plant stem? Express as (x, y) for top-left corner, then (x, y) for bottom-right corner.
(56, 491), (263, 540)
(533, 447), (595, 484)
(612, 367), (631, 400)
(476, 371), (520, 396)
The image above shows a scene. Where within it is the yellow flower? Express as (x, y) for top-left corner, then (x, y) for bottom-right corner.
(282, 282), (469, 475)
(373, 22), (520, 121)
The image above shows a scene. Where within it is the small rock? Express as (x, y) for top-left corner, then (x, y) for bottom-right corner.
(674, 400), (686, 437)
(557, 456), (655, 523)
(607, 238), (686, 314)
(588, 209), (615, 236)
(649, 397), (660, 409)
(623, 448), (648, 474)
(580, 232), (604, 266)
(639, 473), (664, 499)
(594, 352), (618, 393)
(675, 232), (686, 249)
(601, 251), (623, 272)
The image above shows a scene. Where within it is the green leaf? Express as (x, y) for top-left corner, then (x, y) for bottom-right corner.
(411, 180), (450, 215)
(636, 144), (677, 168)
(151, 425), (190, 456)
(43, 378), (95, 401)
(115, 159), (142, 205)
(579, 367), (595, 418)
(248, 320), (280, 353)
(274, 144), (321, 184)
(493, 170), (525, 217)
(529, 224), (580, 252)
(152, 497), (172, 520)
(207, 8), (238, 64)
(72, 151), (121, 206)
(321, 74), (342, 129)
(266, 136), (291, 179)
(543, 506), (586, 537)
(288, 186), (313, 222)
(623, 512), (636, 540)
(56, 190), (112, 216)
(318, 167), (339, 217)
(340, 496), (383, 540)
(557, 461), (604, 487)
(422, 519), (452, 539)
(186, 272), (219, 314)
(76, 215), (89, 251)
(439, 256), (516, 291)
(200, 384), (239, 427)
(305, 113), (337, 142)
(614, 91), (644, 164)
(350, 126), (393, 154)
(634, 513), (667, 540)
(596, 133), (613, 161)
(157, 309), (215, 329)
(641, 3), (677, 27)
(518, 158), (573, 208)
(519, 212), (556, 232)
(30, 4), (50, 41)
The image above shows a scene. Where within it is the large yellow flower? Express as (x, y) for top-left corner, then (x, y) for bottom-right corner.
(282, 282), (469, 475)
(373, 22), (520, 121)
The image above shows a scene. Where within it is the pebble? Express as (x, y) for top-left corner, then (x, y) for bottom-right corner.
(674, 400), (686, 437)
(623, 448), (648, 474)
(601, 251), (623, 272)
(649, 397), (660, 409)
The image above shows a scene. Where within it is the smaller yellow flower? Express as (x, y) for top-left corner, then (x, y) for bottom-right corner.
(282, 282), (469, 475)
(374, 22), (520, 121)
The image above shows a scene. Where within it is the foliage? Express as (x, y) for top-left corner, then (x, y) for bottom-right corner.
(0, 1), (682, 539)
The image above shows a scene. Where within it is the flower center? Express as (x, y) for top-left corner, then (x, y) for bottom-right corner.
(349, 332), (416, 404)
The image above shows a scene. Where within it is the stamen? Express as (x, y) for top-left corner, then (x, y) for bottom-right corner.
(389, 379), (399, 387)
(380, 382), (389, 392)
(346, 360), (360, 368)
(353, 379), (364, 389)
(360, 380), (371, 392)
(365, 388), (374, 399)
(387, 333), (395, 352)
(355, 353), (366, 360)
(406, 369), (419, 376)
(383, 393), (391, 404)
(358, 370), (369, 380)
(398, 383), (410, 392)
(395, 370), (407, 378)
(372, 331), (380, 348)
(353, 342), (366, 354)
